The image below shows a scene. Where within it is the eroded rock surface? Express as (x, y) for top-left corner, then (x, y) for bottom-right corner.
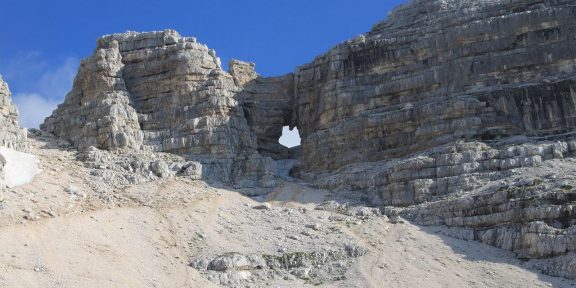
(40, 0), (576, 280)
(287, 0), (576, 279)
(0, 76), (31, 197)
(292, 0), (576, 177)
(0, 76), (26, 151)
(192, 249), (359, 286)
(235, 62), (294, 160)
(41, 31), (277, 191)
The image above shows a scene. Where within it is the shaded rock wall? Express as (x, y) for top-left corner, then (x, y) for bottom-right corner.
(235, 63), (295, 160)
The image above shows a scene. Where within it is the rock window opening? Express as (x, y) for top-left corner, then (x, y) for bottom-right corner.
(279, 126), (301, 148)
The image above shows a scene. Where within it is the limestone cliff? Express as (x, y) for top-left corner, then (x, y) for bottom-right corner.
(286, 0), (576, 278)
(293, 0), (576, 176)
(42, 31), (277, 189)
(0, 76), (34, 198)
(0, 76), (26, 151)
(41, 0), (576, 279)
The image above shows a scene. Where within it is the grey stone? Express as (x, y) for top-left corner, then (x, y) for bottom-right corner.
(0, 76), (28, 199)
(0, 76), (27, 151)
(39, 0), (576, 280)
(149, 160), (172, 178)
(40, 31), (276, 189)
(344, 243), (366, 258)
(181, 161), (203, 180)
(194, 250), (353, 286)
(252, 203), (271, 210)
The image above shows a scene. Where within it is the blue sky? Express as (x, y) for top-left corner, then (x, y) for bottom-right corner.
(0, 0), (405, 146)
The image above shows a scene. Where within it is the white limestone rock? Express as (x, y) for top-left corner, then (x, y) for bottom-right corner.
(42, 30), (276, 189)
(0, 76), (27, 151)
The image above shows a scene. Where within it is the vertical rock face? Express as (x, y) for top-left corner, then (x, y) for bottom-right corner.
(41, 1), (576, 200)
(284, 0), (576, 279)
(0, 76), (34, 197)
(292, 0), (576, 176)
(42, 30), (273, 187)
(41, 0), (576, 278)
(0, 76), (27, 151)
(42, 39), (142, 151)
(233, 60), (295, 159)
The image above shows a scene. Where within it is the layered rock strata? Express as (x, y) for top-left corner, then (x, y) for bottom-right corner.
(287, 0), (576, 278)
(292, 0), (576, 176)
(42, 31), (277, 189)
(233, 61), (294, 160)
(41, 0), (576, 279)
(0, 76), (26, 151)
(313, 137), (576, 277)
(0, 76), (30, 197)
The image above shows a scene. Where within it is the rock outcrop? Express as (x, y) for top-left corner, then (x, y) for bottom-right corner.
(41, 0), (576, 279)
(41, 31), (278, 190)
(191, 248), (362, 286)
(292, 0), (576, 177)
(0, 76), (34, 198)
(286, 0), (576, 278)
(0, 76), (26, 151)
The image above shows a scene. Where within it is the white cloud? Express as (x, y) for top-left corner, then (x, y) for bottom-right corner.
(13, 93), (61, 129)
(2, 51), (48, 81)
(37, 57), (78, 99)
(3, 54), (79, 129)
(279, 126), (301, 148)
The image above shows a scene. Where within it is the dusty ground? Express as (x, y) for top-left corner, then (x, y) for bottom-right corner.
(0, 135), (575, 287)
